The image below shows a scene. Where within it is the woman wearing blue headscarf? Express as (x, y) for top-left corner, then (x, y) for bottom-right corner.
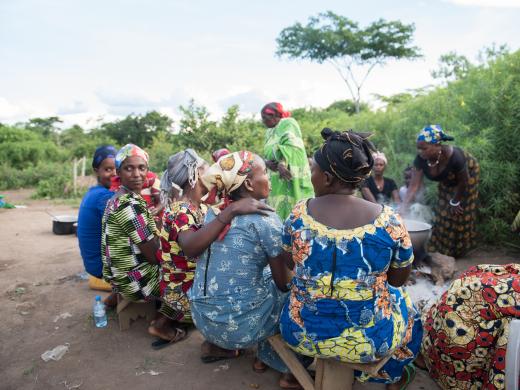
(403, 125), (479, 258)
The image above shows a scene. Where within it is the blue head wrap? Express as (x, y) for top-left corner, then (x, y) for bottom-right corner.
(417, 125), (454, 144)
(92, 145), (117, 169)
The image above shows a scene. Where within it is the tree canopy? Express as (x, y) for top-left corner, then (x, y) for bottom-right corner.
(276, 11), (421, 113)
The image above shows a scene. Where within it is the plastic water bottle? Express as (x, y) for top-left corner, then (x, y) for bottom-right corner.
(93, 295), (107, 328)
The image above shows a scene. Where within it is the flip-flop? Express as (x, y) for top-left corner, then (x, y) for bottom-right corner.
(252, 358), (268, 373)
(200, 345), (241, 363)
(150, 327), (187, 350)
(399, 364), (416, 390)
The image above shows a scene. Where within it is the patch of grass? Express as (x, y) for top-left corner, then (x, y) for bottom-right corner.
(22, 361), (37, 377)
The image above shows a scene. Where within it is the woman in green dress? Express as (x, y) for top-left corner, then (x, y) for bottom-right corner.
(261, 102), (314, 219)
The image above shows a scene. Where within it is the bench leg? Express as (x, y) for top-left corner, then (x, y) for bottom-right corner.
(315, 359), (354, 390)
(267, 335), (315, 390)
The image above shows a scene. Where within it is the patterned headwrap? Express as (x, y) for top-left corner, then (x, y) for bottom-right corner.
(314, 128), (375, 185)
(115, 144), (149, 169)
(212, 148), (231, 163)
(202, 151), (256, 240)
(161, 149), (206, 198)
(373, 151), (387, 165)
(261, 102), (291, 118)
(92, 145), (117, 169)
(417, 125), (455, 144)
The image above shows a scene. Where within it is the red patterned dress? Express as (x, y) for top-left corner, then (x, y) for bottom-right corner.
(158, 201), (206, 322)
(422, 264), (520, 389)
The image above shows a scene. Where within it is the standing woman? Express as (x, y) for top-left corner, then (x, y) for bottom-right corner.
(261, 102), (314, 219)
(404, 125), (479, 258)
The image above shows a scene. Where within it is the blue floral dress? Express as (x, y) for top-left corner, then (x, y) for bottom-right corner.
(189, 209), (290, 372)
(280, 201), (423, 384)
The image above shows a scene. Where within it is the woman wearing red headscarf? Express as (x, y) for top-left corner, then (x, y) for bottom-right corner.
(261, 102), (313, 220)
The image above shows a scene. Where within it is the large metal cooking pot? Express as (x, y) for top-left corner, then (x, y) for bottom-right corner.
(403, 219), (432, 261)
(52, 215), (78, 235)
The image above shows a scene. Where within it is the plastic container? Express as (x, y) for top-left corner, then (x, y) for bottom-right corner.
(93, 295), (107, 328)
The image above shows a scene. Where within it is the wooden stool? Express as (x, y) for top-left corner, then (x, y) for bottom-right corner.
(268, 334), (391, 390)
(116, 296), (156, 331)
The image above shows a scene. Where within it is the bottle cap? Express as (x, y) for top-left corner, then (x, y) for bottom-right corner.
(95, 295), (101, 301)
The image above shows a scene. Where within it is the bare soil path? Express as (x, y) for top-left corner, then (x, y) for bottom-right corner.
(1, 189), (517, 390)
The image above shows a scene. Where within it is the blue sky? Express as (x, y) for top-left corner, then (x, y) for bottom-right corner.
(1, 0), (519, 128)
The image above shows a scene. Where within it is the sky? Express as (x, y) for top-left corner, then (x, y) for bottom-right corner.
(1, 0), (519, 129)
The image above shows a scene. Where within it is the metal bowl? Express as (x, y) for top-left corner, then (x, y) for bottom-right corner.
(52, 215), (78, 235)
(403, 219), (432, 256)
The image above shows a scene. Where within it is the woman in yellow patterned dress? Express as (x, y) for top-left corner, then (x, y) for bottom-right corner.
(280, 129), (422, 389)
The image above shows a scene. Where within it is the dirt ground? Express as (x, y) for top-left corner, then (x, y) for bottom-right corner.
(1, 189), (518, 390)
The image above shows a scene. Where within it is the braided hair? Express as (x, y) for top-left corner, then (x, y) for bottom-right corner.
(313, 128), (375, 186)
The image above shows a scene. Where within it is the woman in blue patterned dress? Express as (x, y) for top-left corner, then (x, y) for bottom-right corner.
(280, 129), (423, 389)
(185, 151), (304, 389)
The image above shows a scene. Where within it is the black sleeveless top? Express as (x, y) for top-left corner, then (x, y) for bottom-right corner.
(414, 146), (466, 187)
(362, 176), (397, 204)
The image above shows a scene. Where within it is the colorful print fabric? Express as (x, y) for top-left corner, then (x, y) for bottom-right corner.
(158, 201), (206, 321)
(189, 210), (290, 373)
(101, 191), (159, 301)
(263, 118), (314, 220)
(429, 151), (479, 258)
(280, 201), (423, 384)
(422, 264), (520, 390)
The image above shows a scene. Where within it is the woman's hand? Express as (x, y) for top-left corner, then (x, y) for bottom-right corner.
(450, 203), (464, 215)
(221, 198), (274, 222)
(277, 163), (292, 180)
(265, 160), (278, 171)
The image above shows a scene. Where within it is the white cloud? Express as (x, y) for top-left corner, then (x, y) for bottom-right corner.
(444, 0), (520, 7)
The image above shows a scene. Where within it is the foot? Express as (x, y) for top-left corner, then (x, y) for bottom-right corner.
(414, 353), (427, 371)
(200, 341), (240, 363)
(279, 373), (302, 390)
(386, 365), (416, 390)
(103, 292), (118, 308)
(148, 323), (186, 343)
(252, 358), (268, 373)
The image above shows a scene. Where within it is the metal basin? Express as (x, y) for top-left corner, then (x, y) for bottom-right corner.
(403, 219), (432, 258)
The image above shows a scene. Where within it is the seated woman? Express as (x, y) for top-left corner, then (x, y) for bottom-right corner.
(361, 151), (400, 205)
(280, 129), (423, 390)
(151, 149), (208, 340)
(419, 263), (520, 390)
(186, 151), (302, 389)
(102, 144), (183, 342)
(77, 145), (116, 296)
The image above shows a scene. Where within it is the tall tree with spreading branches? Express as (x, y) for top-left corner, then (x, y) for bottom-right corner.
(276, 11), (422, 113)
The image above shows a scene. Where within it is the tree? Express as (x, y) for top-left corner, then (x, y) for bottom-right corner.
(276, 11), (421, 113)
(431, 52), (472, 82)
(326, 99), (369, 115)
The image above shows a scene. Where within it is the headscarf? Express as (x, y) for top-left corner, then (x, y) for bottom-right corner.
(261, 102), (291, 118)
(373, 151), (387, 165)
(212, 148), (231, 163)
(115, 144), (149, 169)
(161, 149), (206, 198)
(313, 128), (375, 185)
(417, 125), (455, 144)
(92, 145), (117, 169)
(201, 151), (256, 240)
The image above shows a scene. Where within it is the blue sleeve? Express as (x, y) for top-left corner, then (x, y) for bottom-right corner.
(254, 212), (284, 258)
(96, 189), (113, 217)
(388, 212), (414, 269)
(282, 215), (293, 252)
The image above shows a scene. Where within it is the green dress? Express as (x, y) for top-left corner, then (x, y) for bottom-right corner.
(263, 118), (314, 220)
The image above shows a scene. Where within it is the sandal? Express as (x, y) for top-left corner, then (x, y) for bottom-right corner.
(149, 327), (187, 350)
(399, 364), (416, 390)
(279, 373), (303, 390)
(200, 341), (241, 363)
(252, 358), (268, 373)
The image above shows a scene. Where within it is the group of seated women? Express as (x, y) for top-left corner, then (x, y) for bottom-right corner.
(78, 124), (518, 390)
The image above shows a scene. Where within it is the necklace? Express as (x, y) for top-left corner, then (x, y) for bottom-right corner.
(427, 149), (442, 167)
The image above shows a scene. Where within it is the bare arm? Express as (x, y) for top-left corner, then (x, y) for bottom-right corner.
(268, 252), (293, 292)
(450, 168), (469, 215)
(361, 186), (377, 203)
(403, 168), (424, 206)
(391, 189), (401, 204)
(387, 265), (412, 287)
(178, 198), (274, 258)
(137, 236), (160, 265)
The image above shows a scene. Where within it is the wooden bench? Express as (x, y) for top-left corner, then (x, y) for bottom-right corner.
(116, 295), (156, 331)
(268, 334), (391, 390)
